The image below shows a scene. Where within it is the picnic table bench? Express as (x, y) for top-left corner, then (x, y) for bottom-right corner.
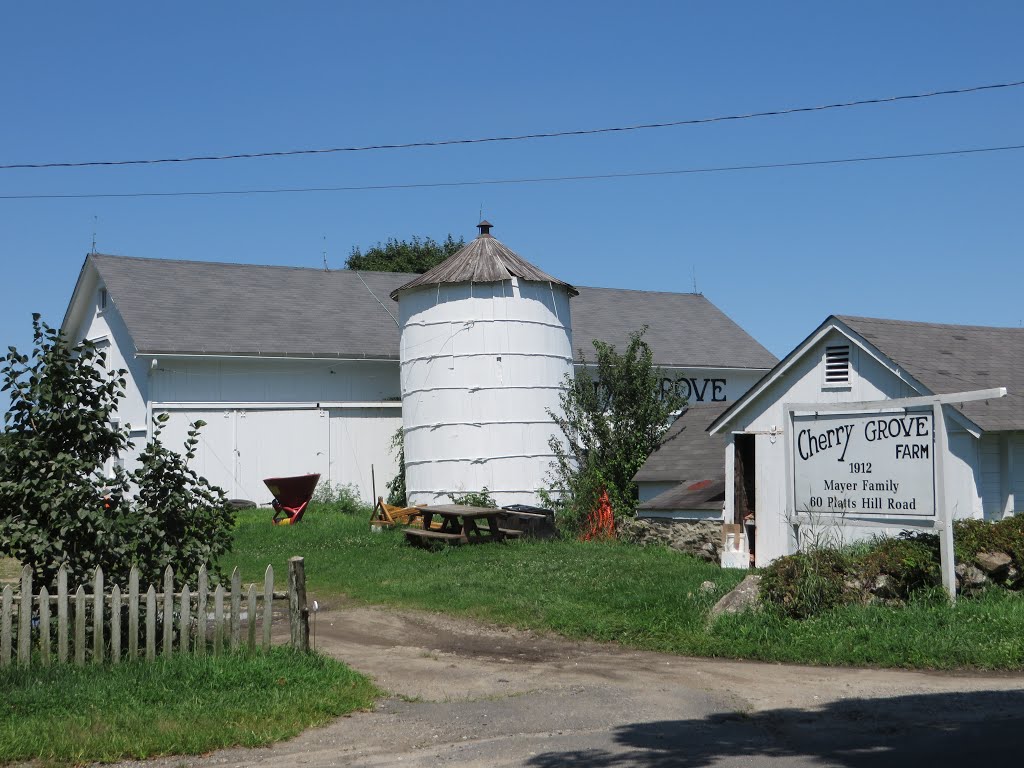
(404, 504), (509, 547)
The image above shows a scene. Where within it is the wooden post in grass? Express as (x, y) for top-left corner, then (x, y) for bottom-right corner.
(247, 584), (257, 649)
(74, 586), (86, 666)
(38, 587), (51, 666)
(230, 567), (241, 651)
(110, 585), (122, 664)
(262, 565), (274, 651)
(17, 566), (31, 667)
(196, 566), (208, 657)
(92, 567), (104, 664)
(288, 557), (309, 652)
(1, 585), (12, 667)
(57, 566), (68, 664)
(180, 585), (191, 654)
(128, 567), (139, 661)
(145, 586), (156, 662)
(162, 566), (174, 658)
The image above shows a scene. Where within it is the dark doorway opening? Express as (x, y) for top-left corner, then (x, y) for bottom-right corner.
(734, 433), (756, 561)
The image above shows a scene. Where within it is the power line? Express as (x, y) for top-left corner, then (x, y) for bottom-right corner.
(1, 142), (1020, 200)
(2, 80), (1022, 171)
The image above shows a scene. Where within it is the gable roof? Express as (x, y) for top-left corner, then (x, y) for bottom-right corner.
(65, 253), (778, 370)
(838, 315), (1024, 432)
(390, 224), (577, 299)
(711, 314), (1024, 434)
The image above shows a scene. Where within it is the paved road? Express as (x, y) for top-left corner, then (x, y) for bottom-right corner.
(119, 600), (1024, 767)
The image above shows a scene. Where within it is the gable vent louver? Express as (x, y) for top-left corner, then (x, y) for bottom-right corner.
(824, 344), (851, 384)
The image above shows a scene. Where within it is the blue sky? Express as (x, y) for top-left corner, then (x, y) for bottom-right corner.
(1, 2), (1022, 391)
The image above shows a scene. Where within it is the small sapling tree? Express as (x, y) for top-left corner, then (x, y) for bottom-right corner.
(0, 314), (132, 586)
(127, 415), (234, 585)
(0, 314), (235, 587)
(545, 327), (685, 530)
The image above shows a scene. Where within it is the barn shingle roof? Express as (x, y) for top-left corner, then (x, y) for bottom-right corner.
(633, 402), (731, 484)
(73, 253), (777, 370)
(634, 402), (730, 512)
(838, 315), (1024, 432)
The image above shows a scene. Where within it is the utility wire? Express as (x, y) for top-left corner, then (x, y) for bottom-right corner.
(2, 80), (1022, 171)
(1, 142), (1021, 200)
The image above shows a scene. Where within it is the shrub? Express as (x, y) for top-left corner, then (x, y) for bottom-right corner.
(545, 327), (685, 531)
(759, 548), (851, 619)
(954, 515), (1024, 572)
(448, 488), (497, 507)
(311, 482), (371, 516)
(857, 535), (941, 600)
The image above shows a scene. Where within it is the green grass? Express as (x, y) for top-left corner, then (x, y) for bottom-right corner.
(0, 648), (379, 765)
(224, 507), (1024, 670)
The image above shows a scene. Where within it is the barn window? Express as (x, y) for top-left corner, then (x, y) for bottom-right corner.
(99, 288), (108, 312)
(823, 344), (851, 385)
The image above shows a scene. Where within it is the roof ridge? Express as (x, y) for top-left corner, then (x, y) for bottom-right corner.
(90, 253), (418, 279)
(839, 314), (1024, 333)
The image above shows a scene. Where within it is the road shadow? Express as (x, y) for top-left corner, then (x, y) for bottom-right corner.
(526, 688), (1024, 767)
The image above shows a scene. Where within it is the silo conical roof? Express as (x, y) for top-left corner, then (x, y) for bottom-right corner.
(389, 222), (578, 300)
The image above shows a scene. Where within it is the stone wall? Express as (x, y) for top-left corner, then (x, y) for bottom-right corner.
(618, 517), (721, 562)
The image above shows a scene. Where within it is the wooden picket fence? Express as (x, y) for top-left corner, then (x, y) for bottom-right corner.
(0, 556), (310, 667)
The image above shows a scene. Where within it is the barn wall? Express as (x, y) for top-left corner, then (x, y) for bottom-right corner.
(67, 276), (151, 474)
(723, 328), (988, 566)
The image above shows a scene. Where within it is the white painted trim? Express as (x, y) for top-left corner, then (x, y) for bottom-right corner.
(137, 353), (399, 363)
(153, 401), (402, 411)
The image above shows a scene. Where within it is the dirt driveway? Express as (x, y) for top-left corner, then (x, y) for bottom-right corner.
(118, 597), (1024, 767)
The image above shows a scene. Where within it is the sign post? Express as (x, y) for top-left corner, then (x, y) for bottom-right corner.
(786, 387), (1006, 602)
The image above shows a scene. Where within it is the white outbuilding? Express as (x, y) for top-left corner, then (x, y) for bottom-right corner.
(708, 315), (1023, 567)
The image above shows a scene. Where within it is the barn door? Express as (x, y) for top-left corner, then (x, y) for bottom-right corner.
(328, 407), (403, 504)
(234, 409), (330, 504)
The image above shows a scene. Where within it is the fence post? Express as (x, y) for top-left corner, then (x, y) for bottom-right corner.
(213, 585), (225, 656)
(57, 566), (68, 664)
(38, 587), (51, 666)
(92, 567), (104, 665)
(262, 565), (274, 651)
(162, 566), (174, 658)
(247, 584), (257, 650)
(180, 585), (191, 654)
(145, 586), (156, 662)
(288, 556), (309, 652)
(196, 566), (208, 657)
(1, 585), (12, 667)
(128, 567), (139, 661)
(17, 566), (32, 667)
(74, 586), (86, 666)
(230, 567), (241, 651)
(110, 585), (122, 664)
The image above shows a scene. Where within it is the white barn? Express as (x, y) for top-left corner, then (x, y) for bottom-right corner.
(708, 315), (1024, 567)
(61, 236), (776, 506)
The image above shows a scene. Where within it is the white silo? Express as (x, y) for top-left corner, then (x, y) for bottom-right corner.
(391, 221), (576, 507)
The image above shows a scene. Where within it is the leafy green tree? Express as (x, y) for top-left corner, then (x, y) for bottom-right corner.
(345, 235), (464, 273)
(545, 327), (685, 530)
(0, 315), (133, 586)
(0, 315), (233, 588)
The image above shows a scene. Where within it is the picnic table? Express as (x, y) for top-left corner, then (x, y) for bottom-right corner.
(404, 504), (523, 547)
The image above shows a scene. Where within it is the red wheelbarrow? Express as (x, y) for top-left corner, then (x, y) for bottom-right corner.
(265, 473), (320, 526)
